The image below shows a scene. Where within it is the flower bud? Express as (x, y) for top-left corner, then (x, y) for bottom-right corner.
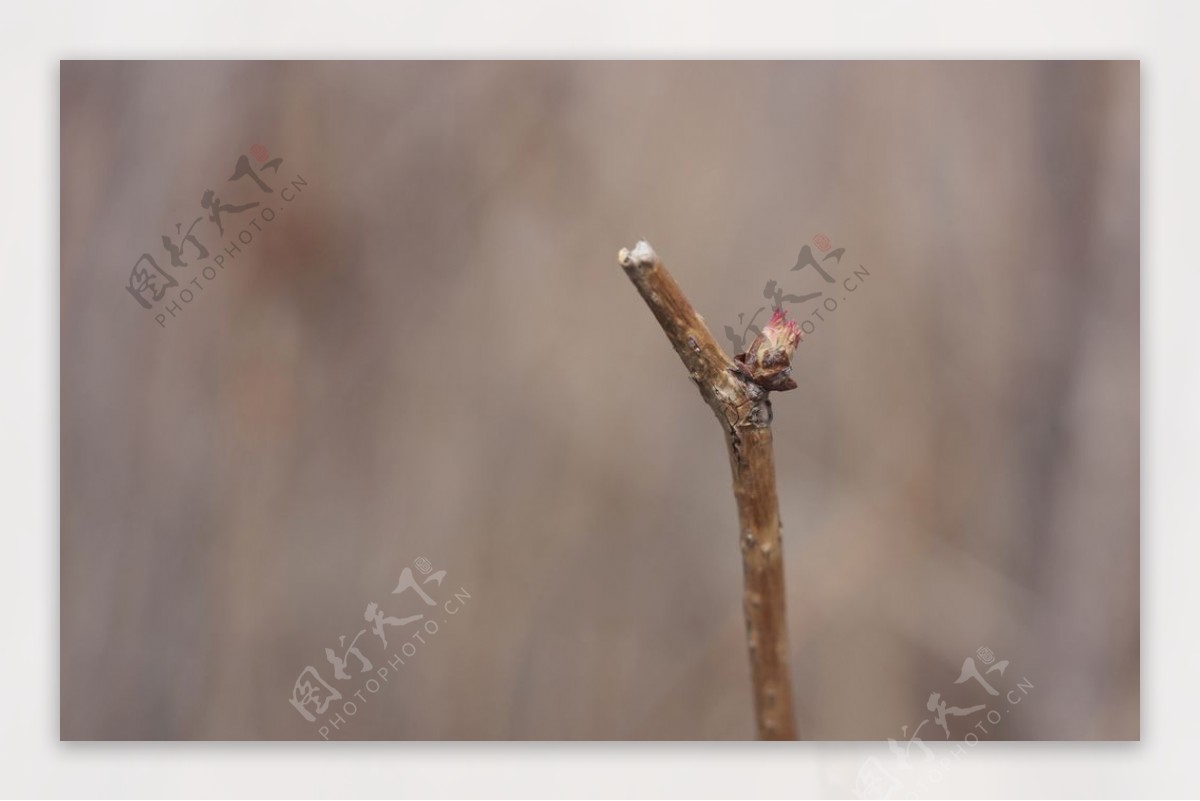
(733, 308), (803, 392)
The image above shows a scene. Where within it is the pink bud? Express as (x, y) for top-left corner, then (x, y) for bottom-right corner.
(734, 308), (804, 392)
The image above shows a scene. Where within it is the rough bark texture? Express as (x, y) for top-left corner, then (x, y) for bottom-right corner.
(617, 241), (797, 740)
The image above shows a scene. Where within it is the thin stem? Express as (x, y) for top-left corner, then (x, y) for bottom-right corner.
(617, 241), (797, 740)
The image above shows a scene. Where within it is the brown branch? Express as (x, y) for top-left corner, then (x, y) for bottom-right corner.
(617, 240), (798, 740)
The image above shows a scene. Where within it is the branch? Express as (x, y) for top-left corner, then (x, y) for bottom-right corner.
(617, 240), (798, 740)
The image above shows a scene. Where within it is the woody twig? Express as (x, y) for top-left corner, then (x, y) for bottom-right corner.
(617, 240), (800, 740)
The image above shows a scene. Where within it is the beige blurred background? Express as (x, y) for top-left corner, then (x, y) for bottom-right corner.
(60, 61), (1139, 740)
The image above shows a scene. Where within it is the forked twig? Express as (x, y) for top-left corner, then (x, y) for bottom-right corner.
(617, 240), (799, 740)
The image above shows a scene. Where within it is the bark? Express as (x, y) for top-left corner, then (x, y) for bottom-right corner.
(617, 241), (797, 740)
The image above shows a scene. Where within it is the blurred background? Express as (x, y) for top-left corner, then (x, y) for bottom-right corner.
(60, 61), (1138, 740)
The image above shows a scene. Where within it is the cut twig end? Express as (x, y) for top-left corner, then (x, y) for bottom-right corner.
(617, 240), (658, 270)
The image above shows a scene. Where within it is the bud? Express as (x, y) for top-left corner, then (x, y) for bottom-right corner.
(733, 308), (803, 392)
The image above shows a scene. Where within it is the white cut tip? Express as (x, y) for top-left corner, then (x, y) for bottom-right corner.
(619, 240), (658, 268)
